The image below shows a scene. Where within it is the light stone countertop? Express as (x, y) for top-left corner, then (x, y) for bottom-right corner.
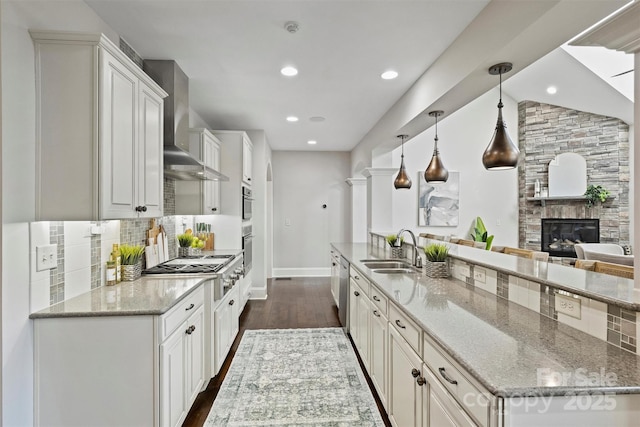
(332, 242), (640, 397)
(30, 249), (243, 319)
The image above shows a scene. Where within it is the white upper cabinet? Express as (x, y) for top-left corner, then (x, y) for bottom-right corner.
(242, 136), (253, 186)
(31, 31), (167, 220)
(175, 128), (222, 215)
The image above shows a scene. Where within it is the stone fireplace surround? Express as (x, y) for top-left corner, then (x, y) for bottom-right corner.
(517, 101), (630, 258)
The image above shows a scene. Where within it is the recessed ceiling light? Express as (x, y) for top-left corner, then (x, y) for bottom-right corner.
(281, 66), (298, 77)
(309, 116), (326, 122)
(546, 86), (557, 95)
(307, 140), (317, 145)
(286, 116), (299, 122)
(381, 70), (398, 80)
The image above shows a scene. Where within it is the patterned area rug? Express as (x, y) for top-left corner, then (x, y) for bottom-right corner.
(204, 328), (385, 426)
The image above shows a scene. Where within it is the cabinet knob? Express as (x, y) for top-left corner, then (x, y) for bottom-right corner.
(395, 319), (406, 329)
(248, 177), (251, 181)
(438, 367), (458, 385)
(142, 206), (147, 212)
(185, 325), (195, 335)
(212, 207), (217, 212)
(411, 368), (420, 378)
(229, 299), (235, 306)
(185, 303), (194, 311)
(354, 291), (360, 297)
(417, 376), (426, 386)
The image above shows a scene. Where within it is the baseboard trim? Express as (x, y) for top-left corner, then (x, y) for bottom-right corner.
(272, 268), (331, 278)
(249, 285), (268, 300)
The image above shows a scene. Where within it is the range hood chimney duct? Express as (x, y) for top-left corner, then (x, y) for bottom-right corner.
(143, 60), (228, 181)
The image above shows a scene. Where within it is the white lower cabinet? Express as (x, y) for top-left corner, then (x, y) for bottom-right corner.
(388, 325), (424, 427)
(214, 286), (240, 375)
(369, 305), (388, 408)
(422, 363), (477, 427)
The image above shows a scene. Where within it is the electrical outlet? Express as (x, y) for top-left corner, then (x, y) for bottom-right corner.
(555, 293), (581, 319)
(36, 244), (57, 271)
(285, 218), (291, 226)
(473, 267), (486, 283)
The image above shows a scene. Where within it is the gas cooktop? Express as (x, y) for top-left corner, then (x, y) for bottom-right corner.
(143, 254), (235, 275)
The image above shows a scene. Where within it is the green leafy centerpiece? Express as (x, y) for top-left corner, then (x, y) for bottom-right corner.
(119, 244), (145, 281)
(423, 242), (450, 278)
(470, 216), (494, 250)
(584, 185), (610, 208)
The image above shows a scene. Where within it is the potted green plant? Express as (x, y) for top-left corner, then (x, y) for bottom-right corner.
(386, 234), (404, 258)
(584, 185), (610, 207)
(119, 244), (145, 281)
(177, 233), (196, 257)
(470, 216), (494, 250)
(423, 243), (450, 278)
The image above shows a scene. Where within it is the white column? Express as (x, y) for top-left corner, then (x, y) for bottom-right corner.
(363, 168), (397, 236)
(346, 178), (367, 242)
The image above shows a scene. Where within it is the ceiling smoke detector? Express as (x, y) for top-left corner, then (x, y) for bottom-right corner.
(285, 21), (300, 33)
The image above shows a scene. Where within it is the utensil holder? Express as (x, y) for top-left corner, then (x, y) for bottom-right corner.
(121, 262), (142, 281)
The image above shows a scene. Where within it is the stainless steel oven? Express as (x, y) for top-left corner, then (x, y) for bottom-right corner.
(242, 186), (252, 220)
(242, 224), (253, 274)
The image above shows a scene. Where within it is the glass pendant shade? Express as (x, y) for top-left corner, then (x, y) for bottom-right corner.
(394, 134), (412, 189)
(482, 103), (520, 170)
(483, 62), (519, 170)
(424, 110), (448, 182)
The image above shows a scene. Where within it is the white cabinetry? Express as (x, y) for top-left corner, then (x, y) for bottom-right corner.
(31, 31), (166, 220)
(175, 128), (222, 215)
(330, 250), (340, 307)
(369, 290), (388, 408)
(242, 137), (253, 185)
(33, 285), (205, 427)
(214, 286), (240, 375)
(388, 323), (424, 427)
(212, 131), (253, 216)
(349, 270), (370, 371)
(422, 364), (477, 427)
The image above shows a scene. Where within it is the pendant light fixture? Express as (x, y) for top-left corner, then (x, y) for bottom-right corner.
(394, 134), (412, 189)
(424, 110), (449, 183)
(482, 62), (520, 170)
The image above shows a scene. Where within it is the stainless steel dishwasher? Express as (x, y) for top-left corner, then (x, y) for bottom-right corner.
(338, 256), (349, 330)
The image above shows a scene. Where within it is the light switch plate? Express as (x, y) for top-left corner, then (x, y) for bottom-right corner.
(555, 293), (581, 319)
(36, 244), (57, 271)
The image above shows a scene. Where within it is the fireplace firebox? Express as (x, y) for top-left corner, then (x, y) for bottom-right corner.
(541, 219), (599, 258)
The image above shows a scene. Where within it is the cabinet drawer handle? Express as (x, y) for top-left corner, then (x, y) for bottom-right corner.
(212, 208), (217, 212)
(185, 303), (195, 311)
(354, 291), (360, 297)
(332, 262), (336, 266)
(248, 177), (251, 181)
(373, 310), (381, 318)
(417, 376), (426, 386)
(185, 325), (195, 335)
(395, 319), (406, 329)
(354, 275), (360, 280)
(373, 295), (381, 302)
(229, 299), (235, 306)
(411, 368), (420, 378)
(439, 367), (458, 385)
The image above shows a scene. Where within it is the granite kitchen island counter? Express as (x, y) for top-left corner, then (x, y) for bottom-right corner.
(332, 242), (640, 398)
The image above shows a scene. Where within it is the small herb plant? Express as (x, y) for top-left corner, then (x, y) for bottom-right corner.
(386, 234), (404, 247)
(424, 243), (449, 262)
(584, 185), (609, 207)
(119, 244), (145, 265)
(177, 233), (196, 248)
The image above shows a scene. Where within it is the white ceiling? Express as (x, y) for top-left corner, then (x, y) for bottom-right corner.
(86, 0), (634, 154)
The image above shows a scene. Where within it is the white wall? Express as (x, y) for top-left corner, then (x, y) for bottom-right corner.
(1, 2), (117, 424)
(272, 151), (350, 276)
(388, 88), (520, 247)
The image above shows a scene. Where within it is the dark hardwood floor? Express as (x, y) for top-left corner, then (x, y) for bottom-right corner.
(182, 277), (392, 427)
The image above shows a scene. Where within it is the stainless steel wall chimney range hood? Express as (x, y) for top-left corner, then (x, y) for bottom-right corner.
(143, 60), (229, 181)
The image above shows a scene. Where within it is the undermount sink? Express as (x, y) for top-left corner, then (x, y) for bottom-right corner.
(363, 261), (411, 269)
(371, 268), (417, 274)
